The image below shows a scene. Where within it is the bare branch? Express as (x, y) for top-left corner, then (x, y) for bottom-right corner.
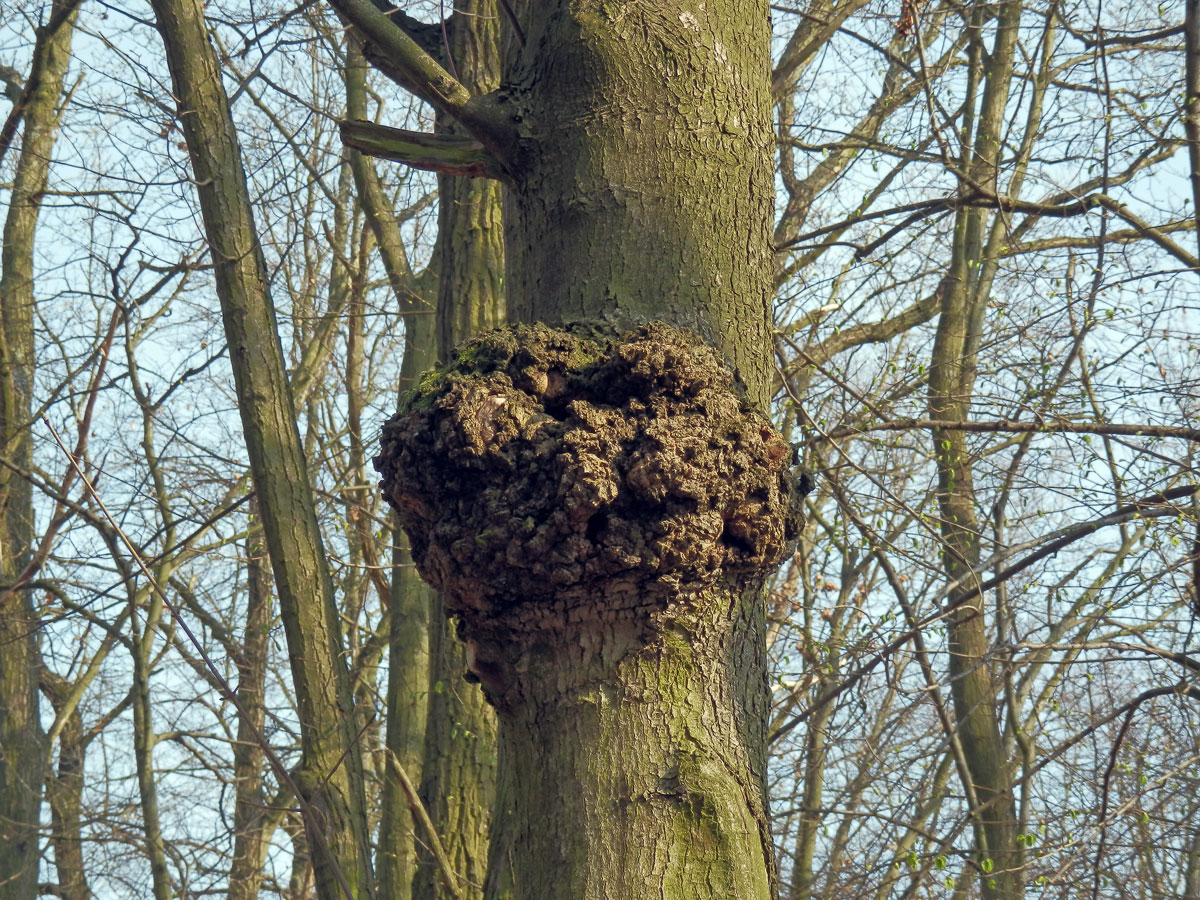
(328, 0), (515, 162)
(824, 418), (1200, 444)
(340, 119), (504, 179)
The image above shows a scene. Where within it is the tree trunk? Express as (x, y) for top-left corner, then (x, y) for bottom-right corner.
(228, 519), (273, 900)
(499, 0), (774, 407)
(42, 674), (91, 900)
(285, 814), (317, 900)
(1186, 0), (1200, 261)
(148, 3), (373, 897)
(927, 2), (1024, 898)
(1185, 815), (1200, 900)
(489, 8), (778, 893)
(130, 580), (172, 900)
(379, 323), (436, 900)
(786, 663), (833, 900)
(370, 2), (789, 896)
(0, 4), (78, 896)
(344, 47), (432, 900)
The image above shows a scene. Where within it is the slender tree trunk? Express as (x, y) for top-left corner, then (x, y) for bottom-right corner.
(927, 2), (1024, 898)
(228, 520), (273, 900)
(0, 4), (78, 895)
(414, 4), (504, 897)
(1185, 815), (1200, 900)
(285, 815), (317, 900)
(378, 319), (435, 900)
(378, 320), (437, 900)
(1186, 0), (1200, 262)
(148, 3), (373, 897)
(786, 674), (832, 900)
(872, 752), (956, 900)
(344, 46), (435, 900)
(131, 583), (172, 900)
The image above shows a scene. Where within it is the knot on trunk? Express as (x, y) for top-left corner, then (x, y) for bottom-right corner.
(376, 322), (801, 629)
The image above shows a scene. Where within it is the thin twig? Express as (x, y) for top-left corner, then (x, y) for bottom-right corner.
(386, 749), (465, 900)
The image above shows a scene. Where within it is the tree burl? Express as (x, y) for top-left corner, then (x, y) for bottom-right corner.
(376, 322), (802, 705)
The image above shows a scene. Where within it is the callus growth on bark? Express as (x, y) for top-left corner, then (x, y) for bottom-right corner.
(377, 322), (801, 664)
(376, 322), (802, 898)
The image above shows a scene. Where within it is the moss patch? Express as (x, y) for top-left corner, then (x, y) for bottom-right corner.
(376, 322), (802, 630)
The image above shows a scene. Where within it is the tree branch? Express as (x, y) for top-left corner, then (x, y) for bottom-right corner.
(781, 188), (1199, 271)
(0, 0), (85, 167)
(358, 0), (449, 59)
(790, 290), (940, 365)
(340, 119), (504, 179)
(824, 418), (1200, 443)
(385, 750), (465, 900)
(327, 0), (515, 163)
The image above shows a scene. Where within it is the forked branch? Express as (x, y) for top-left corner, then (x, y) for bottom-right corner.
(328, 0), (516, 165)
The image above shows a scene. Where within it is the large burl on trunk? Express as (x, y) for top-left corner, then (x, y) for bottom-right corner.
(376, 322), (802, 898)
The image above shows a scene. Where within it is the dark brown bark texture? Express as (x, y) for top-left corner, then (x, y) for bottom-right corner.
(380, 324), (798, 633)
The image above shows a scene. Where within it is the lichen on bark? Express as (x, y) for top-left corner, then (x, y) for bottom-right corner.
(376, 322), (801, 659)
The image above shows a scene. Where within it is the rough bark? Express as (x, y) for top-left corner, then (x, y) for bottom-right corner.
(414, 601), (496, 900)
(148, 3), (373, 897)
(0, 4), (77, 895)
(357, 0), (780, 894)
(379, 325), (798, 899)
(498, 0), (775, 408)
(482, 7), (778, 893)
(414, 0), (504, 895)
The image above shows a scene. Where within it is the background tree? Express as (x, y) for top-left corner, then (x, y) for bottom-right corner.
(0, 2), (79, 895)
(769, 0), (1199, 897)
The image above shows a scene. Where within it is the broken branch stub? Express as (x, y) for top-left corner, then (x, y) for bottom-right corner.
(375, 322), (802, 632)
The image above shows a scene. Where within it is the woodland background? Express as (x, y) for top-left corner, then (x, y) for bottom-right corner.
(1, 0), (1198, 897)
